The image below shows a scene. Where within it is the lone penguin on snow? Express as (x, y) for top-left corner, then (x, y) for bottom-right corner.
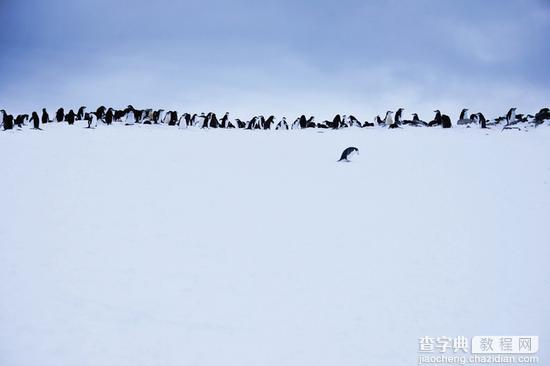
(338, 147), (359, 162)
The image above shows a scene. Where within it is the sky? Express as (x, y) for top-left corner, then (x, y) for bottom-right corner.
(1, 0), (549, 121)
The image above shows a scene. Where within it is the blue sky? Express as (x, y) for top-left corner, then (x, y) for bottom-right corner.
(1, 0), (549, 121)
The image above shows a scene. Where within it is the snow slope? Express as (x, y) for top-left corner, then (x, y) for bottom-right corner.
(1, 123), (549, 365)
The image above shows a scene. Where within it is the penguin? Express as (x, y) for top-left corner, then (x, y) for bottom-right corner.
(65, 110), (76, 125)
(219, 112), (230, 128)
(298, 115), (307, 129)
(124, 106), (137, 125)
(77, 106), (87, 120)
(505, 108), (517, 125)
(375, 115), (385, 126)
(403, 113), (427, 127)
(95, 106), (106, 121)
(428, 110), (442, 127)
(534, 108), (550, 127)
(264, 115), (275, 129)
(254, 116), (264, 129)
(457, 108), (475, 125)
(197, 113), (208, 128)
(478, 112), (487, 129)
(362, 120), (375, 127)
(104, 108), (114, 125)
(338, 147), (359, 162)
(1, 110), (12, 130)
(317, 122), (329, 128)
(209, 113), (219, 128)
(55, 108), (65, 122)
(85, 112), (98, 128)
(114, 108), (126, 122)
(384, 111), (399, 128)
(340, 115), (349, 128)
(348, 115), (362, 128)
(2, 111), (14, 130)
(41, 108), (50, 124)
(394, 108), (404, 125)
(162, 111), (176, 125)
(291, 117), (301, 129)
(30, 112), (41, 130)
(441, 114), (452, 128)
(275, 117), (289, 130)
(326, 115), (341, 129)
(305, 116), (315, 128)
(167, 111), (179, 126)
(178, 113), (190, 129)
(220, 113), (236, 128)
(235, 118), (246, 129)
(15, 114), (29, 128)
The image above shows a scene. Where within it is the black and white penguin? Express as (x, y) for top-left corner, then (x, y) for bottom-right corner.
(275, 117), (289, 130)
(534, 108), (550, 127)
(505, 108), (517, 125)
(394, 108), (404, 125)
(478, 112), (487, 129)
(326, 115), (341, 129)
(362, 120), (375, 127)
(166, 111), (178, 126)
(1, 111), (14, 130)
(457, 108), (474, 125)
(113, 108), (125, 122)
(77, 106), (87, 120)
(348, 115), (362, 128)
(41, 108), (50, 124)
(162, 111), (177, 125)
(291, 116), (301, 129)
(178, 113), (190, 129)
(198, 113), (209, 128)
(223, 113), (236, 128)
(55, 108), (65, 122)
(209, 113), (219, 128)
(340, 115), (349, 128)
(140, 109), (152, 124)
(15, 114), (29, 128)
(375, 115), (385, 126)
(306, 116), (316, 128)
(124, 106), (137, 125)
(65, 110), (76, 125)
(338, 147), (359, 162)
(85, 112), (97, 128)
(263, 115), (275, 129)
(428, 110), (442, 127)
(1, 110), (9, 130)
(317, 121), (329, 128)
(30, 112), (41, 130)
(95, 106), (106, 121)
(403, 113), (427, 127)
(103, 108), (114, 125)
(384, 111), (399, 128)
(235, 118), (246, 129)
(219, 112), (230, 128)
(441, 114), (452, 128)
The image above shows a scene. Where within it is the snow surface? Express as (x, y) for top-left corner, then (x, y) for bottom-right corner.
(1, 123), (549, 366)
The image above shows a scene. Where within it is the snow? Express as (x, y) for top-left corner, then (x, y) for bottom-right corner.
(1, 123), (549, 366)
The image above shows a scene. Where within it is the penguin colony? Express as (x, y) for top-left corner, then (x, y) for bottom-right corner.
(1, 105), (550, 131)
